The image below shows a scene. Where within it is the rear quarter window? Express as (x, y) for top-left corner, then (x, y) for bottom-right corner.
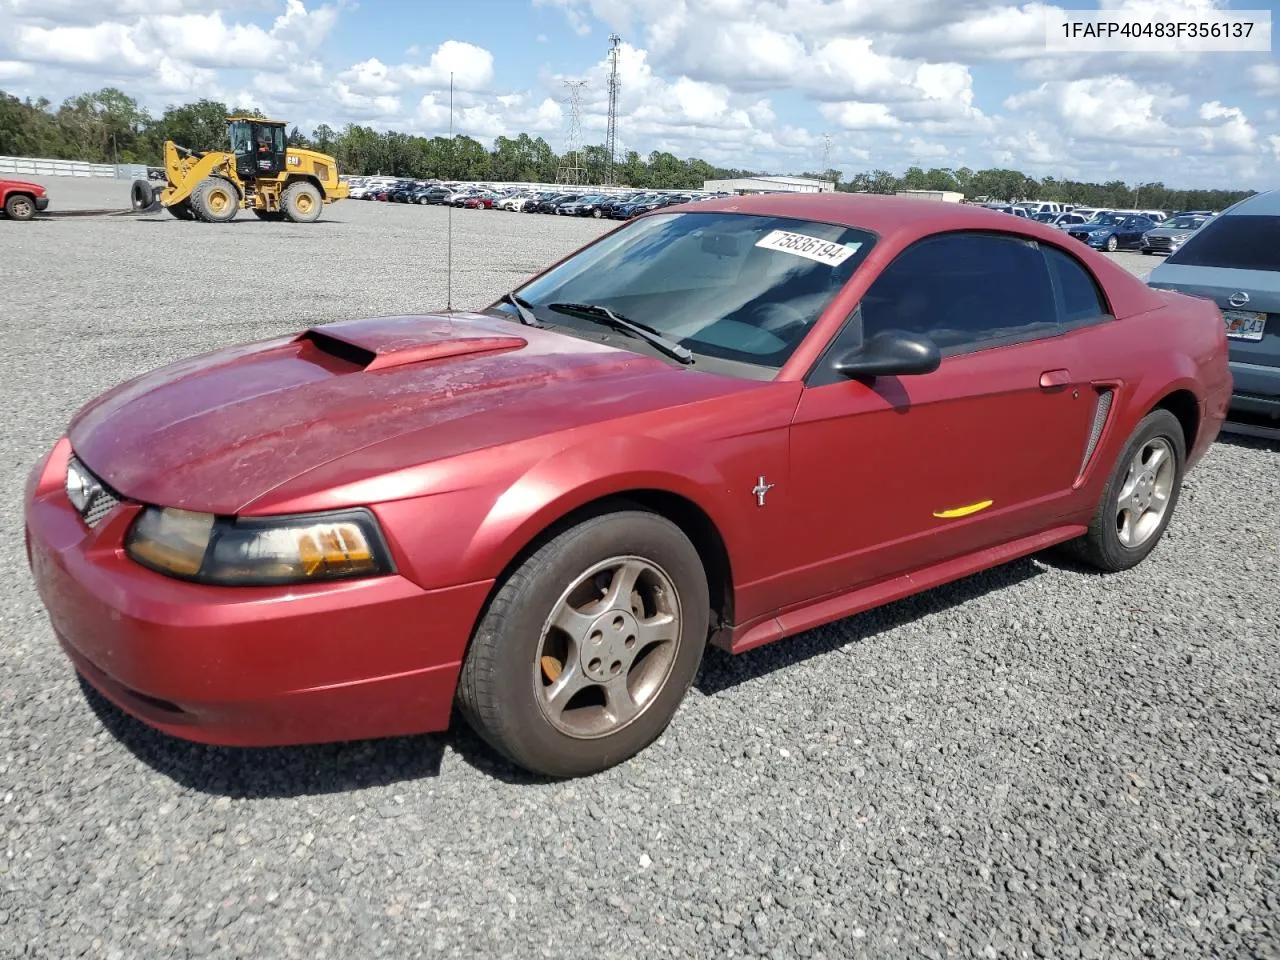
(1166, 215), (1280, 272)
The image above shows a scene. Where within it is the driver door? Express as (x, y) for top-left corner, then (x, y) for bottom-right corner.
(764, 232), (1097, 613)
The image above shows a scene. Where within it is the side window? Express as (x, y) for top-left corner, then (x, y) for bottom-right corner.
(856, 232), (1059, 352)
(1043, 246), (1109, 323)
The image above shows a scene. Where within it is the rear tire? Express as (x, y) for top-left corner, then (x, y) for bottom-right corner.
(1064, 408), (1185, 572)
(282, 181), (323, 223)
(4, 193), (36, 221)
(457, 509), (710, 778)
(189, 177), (239, 223)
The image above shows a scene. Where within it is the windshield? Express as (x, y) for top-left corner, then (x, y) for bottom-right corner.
(507, 211), (877, 371)
(1087, 214), (1123, 226)
(1169, 216), (1204, 229)
(229, 120), (253, 155)
(1166, 215), (1279, 272)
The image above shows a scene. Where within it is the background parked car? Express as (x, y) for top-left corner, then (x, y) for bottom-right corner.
(1068, 213), (1159, 251)
(533, 193), (579, 214)
(1141, 213), (1212, 255)
(1147, 189), (1279, 430)
(557, 194), (611, 217)
(414, 186), (451, 205)
(1, 178), (50, 220)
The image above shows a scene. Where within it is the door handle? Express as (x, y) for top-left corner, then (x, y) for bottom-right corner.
(1039, 369), (1072, 389)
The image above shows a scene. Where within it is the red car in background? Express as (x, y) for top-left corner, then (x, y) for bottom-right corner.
(2, 178), (50, 220)
(24, 194), (1230, 778)
(463, 193), (497, 209)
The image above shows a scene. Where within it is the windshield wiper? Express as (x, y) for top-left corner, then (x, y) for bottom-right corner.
(548, 302), (694, 364)
(501, 291), (544, 327)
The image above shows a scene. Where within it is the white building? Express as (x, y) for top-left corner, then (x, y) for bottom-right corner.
(895, 189), (965, 203)
(702, 175), (835, 195)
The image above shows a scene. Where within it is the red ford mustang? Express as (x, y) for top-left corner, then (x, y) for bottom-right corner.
(25, 194), (1231, 778)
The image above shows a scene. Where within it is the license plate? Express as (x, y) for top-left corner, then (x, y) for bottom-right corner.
(1223, 309), (1267, 341)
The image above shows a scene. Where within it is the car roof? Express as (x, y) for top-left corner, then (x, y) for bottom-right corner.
(1223, 189), (1279, 215)
(667, 192), (1166, 319)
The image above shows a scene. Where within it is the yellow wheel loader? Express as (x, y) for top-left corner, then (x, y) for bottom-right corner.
(141, 117), (349, 223)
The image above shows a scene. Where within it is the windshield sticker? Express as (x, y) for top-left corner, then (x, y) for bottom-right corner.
(755, 230), (860, 266)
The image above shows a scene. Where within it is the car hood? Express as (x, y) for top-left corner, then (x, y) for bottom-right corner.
(68, 312), (757, 515)
(4, 178), (45, 192)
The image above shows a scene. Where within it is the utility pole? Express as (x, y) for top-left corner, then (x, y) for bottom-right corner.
(822, 133), (832, 188)
(557, 80), (587, 185)
(605, 34), (622, 186)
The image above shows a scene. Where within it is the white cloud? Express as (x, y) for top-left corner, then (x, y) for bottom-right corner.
(1252, 62), (1280, 96)
(0, 59), (36, 80)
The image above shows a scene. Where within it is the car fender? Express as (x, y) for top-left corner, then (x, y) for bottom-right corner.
(462, 433), (737, 588)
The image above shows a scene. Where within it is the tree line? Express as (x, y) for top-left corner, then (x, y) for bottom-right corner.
(0, 86), (1257, 210)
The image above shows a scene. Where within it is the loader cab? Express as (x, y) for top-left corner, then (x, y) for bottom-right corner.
(228, 118), (286, 179)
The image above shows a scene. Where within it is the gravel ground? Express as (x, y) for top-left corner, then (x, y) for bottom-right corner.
(2, 198), (1277, 960)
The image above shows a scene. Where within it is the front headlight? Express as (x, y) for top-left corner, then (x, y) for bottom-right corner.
(125, 507), (394, 585)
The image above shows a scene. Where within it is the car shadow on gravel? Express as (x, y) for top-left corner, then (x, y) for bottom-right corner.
(79, 676), (448, 798)
(695, 556), (1046, 695)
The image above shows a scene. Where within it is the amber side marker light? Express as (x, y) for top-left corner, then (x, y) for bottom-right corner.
(126, 507), (394, 585)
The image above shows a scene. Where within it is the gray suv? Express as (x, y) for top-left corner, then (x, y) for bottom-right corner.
(1147, 190), (1279, 429)
(1140, 212), (1212, 256)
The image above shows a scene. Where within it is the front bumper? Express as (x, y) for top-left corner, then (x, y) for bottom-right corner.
(25, 439), (493, 747)
(35, 196), (49, 211)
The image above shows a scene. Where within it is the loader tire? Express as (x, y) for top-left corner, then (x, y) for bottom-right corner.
(166, 201), (195, 220)
(130, 179), (158, 212)
(282, 181), (323, 223)
(190, 176), (239, 223)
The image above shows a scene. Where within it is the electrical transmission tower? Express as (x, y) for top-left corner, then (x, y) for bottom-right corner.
(605, 34), (622, 185)
(557, 80), (588, 185)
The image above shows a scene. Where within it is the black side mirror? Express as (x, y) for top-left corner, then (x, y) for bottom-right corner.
(833, 330), (941, 380)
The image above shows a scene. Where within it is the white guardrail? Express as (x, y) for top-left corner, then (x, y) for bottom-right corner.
(0, 156), (149, 179)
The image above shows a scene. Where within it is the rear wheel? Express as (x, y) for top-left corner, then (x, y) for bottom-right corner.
(282, 181), (323, 223)
(457, 509), (710, 778)
(190, 177), (239, 223)
(4, 193), (36, 221)
(1065, 408), (1185, 572)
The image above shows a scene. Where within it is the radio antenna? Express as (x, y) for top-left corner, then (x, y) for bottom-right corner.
(446, 71), (454, 312)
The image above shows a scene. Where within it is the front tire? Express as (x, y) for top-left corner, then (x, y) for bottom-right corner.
(457, 509), (710, 778)
(282, 181), (323, 223)
(1066, 408), (1185, 572)
(4, 193), (36, 221)
(190, 177), (239, 223)
(1105, 234), (1118, 252)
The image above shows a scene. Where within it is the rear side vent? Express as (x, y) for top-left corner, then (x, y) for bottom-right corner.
(1076, 388), (1114, 479)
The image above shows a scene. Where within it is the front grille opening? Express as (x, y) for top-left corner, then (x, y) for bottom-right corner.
(67, 455), (127, 528)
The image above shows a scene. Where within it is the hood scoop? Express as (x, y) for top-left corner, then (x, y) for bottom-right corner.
(296, 313), (528, 372)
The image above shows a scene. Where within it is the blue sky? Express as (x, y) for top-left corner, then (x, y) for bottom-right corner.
(0, 0), (1277, 188)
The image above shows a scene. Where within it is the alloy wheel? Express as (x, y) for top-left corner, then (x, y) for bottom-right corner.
(533, 556), (682, 739)
(1116, 437), (1175, 548)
